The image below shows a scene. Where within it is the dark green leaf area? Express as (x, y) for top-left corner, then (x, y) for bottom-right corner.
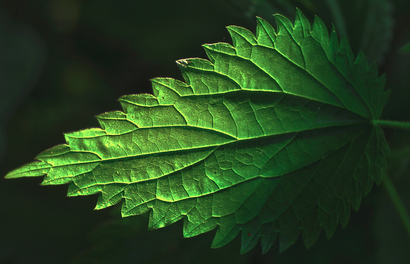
(5, 9), (390, 254)
(233, 125), (388, 254)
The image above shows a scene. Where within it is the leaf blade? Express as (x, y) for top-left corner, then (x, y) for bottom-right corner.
(5, 8), (389, 254)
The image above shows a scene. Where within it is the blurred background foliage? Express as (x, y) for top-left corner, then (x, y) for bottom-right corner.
(0, 0), (410, 263)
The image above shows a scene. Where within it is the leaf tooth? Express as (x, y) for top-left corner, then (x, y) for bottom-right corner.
(331, 36), (354, 83)
(176, 58), (214, 91)
(96, 110), (126, 120)
(311, 15), (330, 56)
(118, 94), (187, 127)
(39, 151), (100, 178)
(4, 160), (50, 179)
(338, 36), (355, 68)
(226, 25), (257, 45)
(328, 24), (339, 64)
(127, 105), (187, 128)
(203, 43), (282, 91)
(211, 214), (240, 248)
(149, 201), (184, 229)
(272, 12), (306, 69)
(67, 175), (101, 197)
(183, 197), (217, 237)
(118, 93), (159, 108)
(256, 16), (276, 48)
(64, 128), (107, 142)
(226, 26), (256, 59)
(122, 200), (153, 218)
(202, 42), (236, 63)
(260, 222), (279, 254)
(177, 57), (214, 71)
(41, 161), (99, 186)
(273, 13), (294, 38)
(64, 129), (107, 150)
(35, 144), (70, 159)
(96, 111), (137, 135)
(41, 173), (73, 186)
(351, 51), (374, 117)
(353, 50), (370, 71)
(338, 199), (351, 228)
(95, 185), (124, 210)
(150, 77), (193, 97)
(293, 8), (311, 43)
(278, 208), (300, 253)
(177, 57), (242, 94)
(318, 206), (339, 240)
(240, 218), (261, 254)
(183, 215), (218, 237)
(300, 207), (321, 249)
(150, 78), (181, 105)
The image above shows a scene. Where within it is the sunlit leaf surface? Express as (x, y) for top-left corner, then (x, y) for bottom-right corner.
(5, 9), (390, 253)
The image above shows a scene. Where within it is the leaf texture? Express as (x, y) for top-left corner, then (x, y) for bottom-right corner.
(5, 9), (390, 253)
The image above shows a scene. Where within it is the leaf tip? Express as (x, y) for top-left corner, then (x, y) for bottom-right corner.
(4, 160), (51, 179)
(176, 58), (190, 68)
(4, 171), (16, 179)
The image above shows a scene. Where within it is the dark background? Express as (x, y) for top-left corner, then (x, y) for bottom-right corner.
(0, 0), (410, 263)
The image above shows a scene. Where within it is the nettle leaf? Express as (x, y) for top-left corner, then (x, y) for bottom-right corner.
(6, 9), (390, 254)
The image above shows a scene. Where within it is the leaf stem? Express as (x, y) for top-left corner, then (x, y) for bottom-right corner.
(373, 119), (410, 130)
(382, 174), (410, 239)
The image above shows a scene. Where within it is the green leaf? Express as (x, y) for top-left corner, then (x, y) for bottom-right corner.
(5, 9), (390, 254)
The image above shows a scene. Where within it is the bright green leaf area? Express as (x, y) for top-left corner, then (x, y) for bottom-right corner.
(5, 9), (390, 254)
